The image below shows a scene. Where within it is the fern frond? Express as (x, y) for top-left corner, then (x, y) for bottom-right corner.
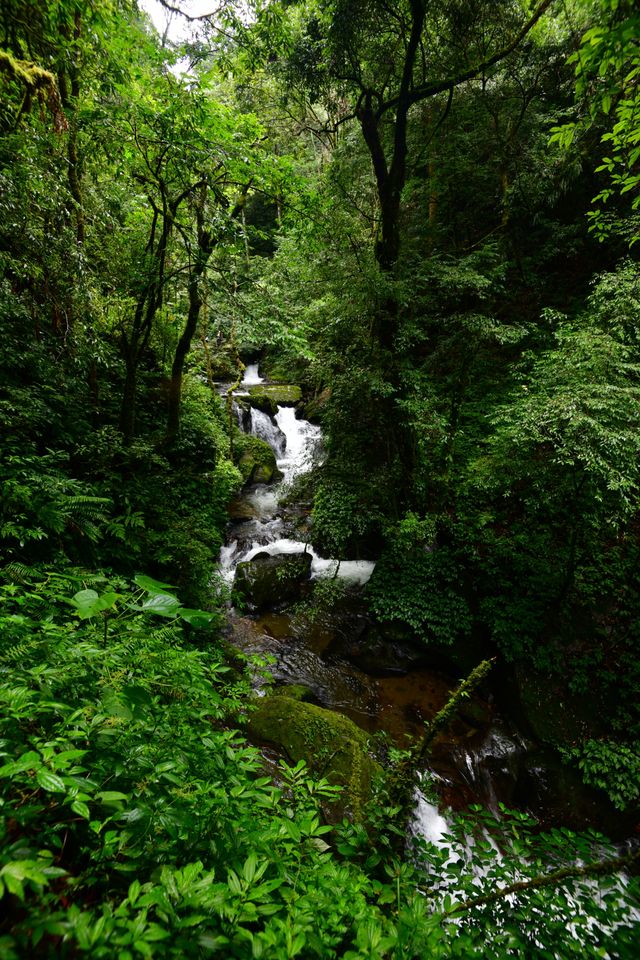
(0, 638), (42, 665)
(0, 562), (32, 583)
(64, 495), (112, 517)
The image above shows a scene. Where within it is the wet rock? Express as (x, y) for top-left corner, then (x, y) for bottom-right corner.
(247, 384), (302, 409)
(274, 683), (315, 702)
(234, 552), (312, 611)
(227, 499), (258, 521)
(457, 696), (493, 728)
(247, 691), (380, 821)
(300, 387), (331, 424)
(329, 620), (430, 676)
(514, 751), (636, 837)
(246, 393), (279, 417)
(235, 434), (283, 485)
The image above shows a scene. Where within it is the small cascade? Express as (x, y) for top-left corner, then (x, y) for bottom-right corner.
(241, 538), (376, 585)
(274, 407), (322, 485)
(221, 379), (372, 587)
(412, 780), (450, 848)
(452, 727), (528, 815)
(249, 407), (287, 457)
(232, 401), (250, 432)
(242, 363), (264, 385)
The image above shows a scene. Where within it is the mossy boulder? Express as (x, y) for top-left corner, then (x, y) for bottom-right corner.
(234, 551), (312, 611)
(235, 434), (282, 485)
(274, 683), (315, 702)
(247, 384), (302, 409)
(248, 692), (380, 820)
(246, 393), (279, 417)
(512, 664), (605, 747)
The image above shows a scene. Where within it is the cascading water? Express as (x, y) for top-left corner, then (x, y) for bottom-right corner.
(218, 366), (631, 862)
(249, 407), (287, 457)
(242, 362), (264, 385)
(220, 367), (376, 587)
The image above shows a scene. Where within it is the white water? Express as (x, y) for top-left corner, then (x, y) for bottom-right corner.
(242, 363), (264, 385)
(218, 382), (376, 587)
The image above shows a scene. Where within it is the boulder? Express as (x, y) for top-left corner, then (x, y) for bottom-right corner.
(248, 691), (380, 820)
(234, 551), (312, 611)
(329, 620), (429, 676)
(235, 434), (283, 485)
(300, 387), (331, 424)
(246, 393), (279, 417)
(247, 384), (302, 409)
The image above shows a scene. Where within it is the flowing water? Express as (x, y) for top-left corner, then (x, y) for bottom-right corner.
(219, 365), (534, 827)
(215, 367), (638, 949)
(219, 365), (631, 846)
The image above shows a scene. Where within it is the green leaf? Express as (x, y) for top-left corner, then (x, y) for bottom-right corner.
(36, 769), (66, 792)
(134, 574), (175, 594)
(140, 593), (181, 617)
(96, 791), (130, 805)
(70, 589), (119, 619)
(0, 751), (41, 777)
(177, 607), (216, 627)
(71, 799), (90, 819)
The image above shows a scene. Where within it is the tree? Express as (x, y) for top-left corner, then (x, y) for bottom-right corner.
(268, 0), (557, 273)
(551, 0), (640, 243)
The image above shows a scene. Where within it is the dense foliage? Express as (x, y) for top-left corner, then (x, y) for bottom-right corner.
(1, 0), (639, 954)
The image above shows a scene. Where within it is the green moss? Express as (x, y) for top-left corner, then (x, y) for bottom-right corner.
(247, 384), (302, 408)
(248, 694), (380, 821)
(234, 434), (282, 484)
(277, 684), (315, 702)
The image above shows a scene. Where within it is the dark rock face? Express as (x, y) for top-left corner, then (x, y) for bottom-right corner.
(234, 552), (312, 611)
(327, 620), (430, 676)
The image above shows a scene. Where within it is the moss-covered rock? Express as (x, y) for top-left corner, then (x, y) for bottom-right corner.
(234, 552), (312, 611)
(246, 393), (279, 417)
(275, 683), (315, 702)
(248, 692), (380, 820)
(512, 664), (605, 747)
(247, 384), (302, 409)
(234, 434), (282, 485)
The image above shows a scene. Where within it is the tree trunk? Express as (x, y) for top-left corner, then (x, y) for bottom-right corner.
(166, 273), (203, 442)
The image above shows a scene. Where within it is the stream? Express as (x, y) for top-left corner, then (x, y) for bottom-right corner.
(218, 365), (625, 844)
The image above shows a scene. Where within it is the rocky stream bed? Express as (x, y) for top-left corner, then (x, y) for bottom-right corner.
(218, 364), (631, 842)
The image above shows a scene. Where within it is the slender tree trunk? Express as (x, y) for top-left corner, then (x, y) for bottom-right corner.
(119, 205), (172, 441)
(166, 263), (206, 442)
(120, 353), (138, 442)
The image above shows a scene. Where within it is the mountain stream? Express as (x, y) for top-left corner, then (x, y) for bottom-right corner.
(218, 365), (625, 845)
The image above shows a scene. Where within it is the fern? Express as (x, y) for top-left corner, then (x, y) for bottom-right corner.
(0, 638), (42, 665)
(0, 562), (32, 583)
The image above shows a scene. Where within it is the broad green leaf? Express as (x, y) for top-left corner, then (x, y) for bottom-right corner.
(36, 769), (66, 792)
(134, 574), (175, 594)
(140, 593), (181, 617)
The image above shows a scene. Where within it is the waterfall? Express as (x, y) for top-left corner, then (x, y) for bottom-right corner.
(242, 363), (264, 385)
(249, 407), (287, 457)
(218, 379), (375, 587)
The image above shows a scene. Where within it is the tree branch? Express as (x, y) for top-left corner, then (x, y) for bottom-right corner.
(378, 0), (556, 119)
(444, 847), (640, 917)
